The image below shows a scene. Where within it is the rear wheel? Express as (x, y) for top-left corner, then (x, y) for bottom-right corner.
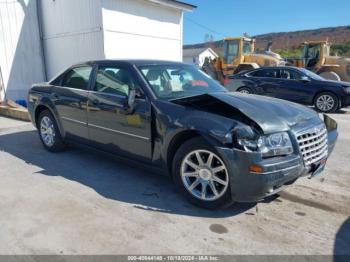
(237, 87), (253, 94)
(38, 110), (65, 152)
(314, 92), (339, 113)
(172, 137), (233, 209)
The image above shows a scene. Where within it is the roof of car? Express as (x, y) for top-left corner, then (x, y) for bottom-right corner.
(251, 66), (304, 71)
(82, 59), (189, 67)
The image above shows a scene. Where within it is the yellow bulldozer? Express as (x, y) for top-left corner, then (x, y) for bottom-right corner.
(286, 40), (350, 82)
(202, 37), (285, 84)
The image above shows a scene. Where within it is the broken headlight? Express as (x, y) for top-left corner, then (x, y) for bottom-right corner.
(234, 127), (293, 157)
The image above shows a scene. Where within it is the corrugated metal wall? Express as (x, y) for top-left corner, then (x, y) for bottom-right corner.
(102, 0), (183, 61)
(0, 0), (185, 99)
(40, 0), (105, 79)
(0, 0), (45, 101)
(40, 0), (183, 79)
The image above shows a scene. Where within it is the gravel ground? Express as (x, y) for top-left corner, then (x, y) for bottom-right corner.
(0, 111), (349, 255)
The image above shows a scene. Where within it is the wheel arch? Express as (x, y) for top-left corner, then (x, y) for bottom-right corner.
(312, 90), (340, 105)
(34, 103), (65, 136)
(236, 86), (253, 93)
(165, 130), (223, 176)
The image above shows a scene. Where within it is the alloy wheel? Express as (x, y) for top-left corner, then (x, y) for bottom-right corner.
(40, 116), (56, 147)
(316, 94), (335, 112)
(180, 150), (229, 201)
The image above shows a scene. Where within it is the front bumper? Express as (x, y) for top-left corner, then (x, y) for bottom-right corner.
(215, 117), (338, 203)
(341, 95), (350, 107)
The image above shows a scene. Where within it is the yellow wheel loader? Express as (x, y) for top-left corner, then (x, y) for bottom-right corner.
(202, 37), (285, 84)
(286, 40), (350, 82)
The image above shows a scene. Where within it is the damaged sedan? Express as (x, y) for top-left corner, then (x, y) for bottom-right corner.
(27, 60), (338, 209)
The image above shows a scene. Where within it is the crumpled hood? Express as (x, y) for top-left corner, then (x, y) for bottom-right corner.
(210, 92), (320, 133)
(172, 92), (321, 134)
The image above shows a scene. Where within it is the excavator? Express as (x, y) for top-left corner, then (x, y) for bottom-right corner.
(286, 40), (350, 81)
(202, 37), (285, 84)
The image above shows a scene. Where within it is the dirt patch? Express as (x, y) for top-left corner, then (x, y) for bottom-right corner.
(209, 224), (228, 234)
(279, 191), (339, 214)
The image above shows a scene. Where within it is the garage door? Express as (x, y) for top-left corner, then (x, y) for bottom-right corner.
(102, 0), (183, 61)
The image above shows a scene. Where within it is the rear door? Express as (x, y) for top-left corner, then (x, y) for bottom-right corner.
(248, 68), (281, 97)
(87, 63), (152, 162)
(52, 65), (92, 141)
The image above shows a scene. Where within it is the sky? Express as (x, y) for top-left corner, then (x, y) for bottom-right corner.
(183, 0), (350, 45)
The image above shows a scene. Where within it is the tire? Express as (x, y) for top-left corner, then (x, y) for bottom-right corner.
(172, 137), (233, 209)
(237, 87), (253, 94)
(314, 92), (339, 113)
(38, 110), (65, 152)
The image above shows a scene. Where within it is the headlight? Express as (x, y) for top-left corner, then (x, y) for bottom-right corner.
(235, 130), (293, 157)
(259, 132), (293, 157)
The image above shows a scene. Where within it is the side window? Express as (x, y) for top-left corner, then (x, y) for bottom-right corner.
(281, 70), (301, 80)
(94, 66), (135, 97)
(62, 66), (92, 90)
(250, 69), (279, 78)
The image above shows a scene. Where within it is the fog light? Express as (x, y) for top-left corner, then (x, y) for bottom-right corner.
(250, 165), (263, 173)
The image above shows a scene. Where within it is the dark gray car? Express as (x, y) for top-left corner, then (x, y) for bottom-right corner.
(27, 60), (338, 209)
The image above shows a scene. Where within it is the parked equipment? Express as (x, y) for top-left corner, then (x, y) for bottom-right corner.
(286, 40), (350, 82)
(202, 37), (285, 84)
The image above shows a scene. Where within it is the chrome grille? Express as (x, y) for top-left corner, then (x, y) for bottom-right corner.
(297, 125), (328, 166)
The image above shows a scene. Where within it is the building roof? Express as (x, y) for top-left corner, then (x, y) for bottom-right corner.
(183, 48), (218, 58)
(146, 0), (197, 11)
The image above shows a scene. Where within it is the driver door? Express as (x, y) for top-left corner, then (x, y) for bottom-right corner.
(87, 63), (152, 162)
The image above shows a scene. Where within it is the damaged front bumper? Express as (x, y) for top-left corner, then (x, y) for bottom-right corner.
(215, 115), (338, 203)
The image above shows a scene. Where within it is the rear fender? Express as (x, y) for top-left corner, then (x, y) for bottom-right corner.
(35, 96), (65, 137)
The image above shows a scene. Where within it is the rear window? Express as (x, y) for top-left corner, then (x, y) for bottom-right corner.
(249, 69), (279, 78)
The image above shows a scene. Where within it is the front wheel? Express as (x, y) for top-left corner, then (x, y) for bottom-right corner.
(314, 92), (339, 113)
(38, 110), (65, 152)
(172, 137), (233, 209)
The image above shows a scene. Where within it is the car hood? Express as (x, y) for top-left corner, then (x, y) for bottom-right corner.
(316, 79), (350, 87)
(172, 92), (320, 134)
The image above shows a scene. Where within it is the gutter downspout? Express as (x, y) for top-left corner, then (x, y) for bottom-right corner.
(0, 66), (5, 102)
(35, 0), (48, 81)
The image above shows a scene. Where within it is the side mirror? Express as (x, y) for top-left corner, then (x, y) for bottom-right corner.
(300, 76), (311, 82)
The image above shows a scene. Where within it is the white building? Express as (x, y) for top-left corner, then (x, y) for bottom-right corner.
(183, 47), (218, 67)
(0, 0), (195, 102)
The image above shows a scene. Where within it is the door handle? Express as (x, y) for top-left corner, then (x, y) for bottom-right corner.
(87, 99), (101, 112)
(91, 99), (99, 105)
(52, 93), (59, 99)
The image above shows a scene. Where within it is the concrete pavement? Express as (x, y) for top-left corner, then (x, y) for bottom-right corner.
(0, 112), (349, 255)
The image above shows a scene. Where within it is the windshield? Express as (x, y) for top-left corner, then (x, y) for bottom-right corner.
(139, 64), (226, 100)
(299, 68), (324, 81)
(224, 40), (239, 64)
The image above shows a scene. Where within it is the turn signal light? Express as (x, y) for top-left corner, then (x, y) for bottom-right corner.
(249, 165), (263, 173)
